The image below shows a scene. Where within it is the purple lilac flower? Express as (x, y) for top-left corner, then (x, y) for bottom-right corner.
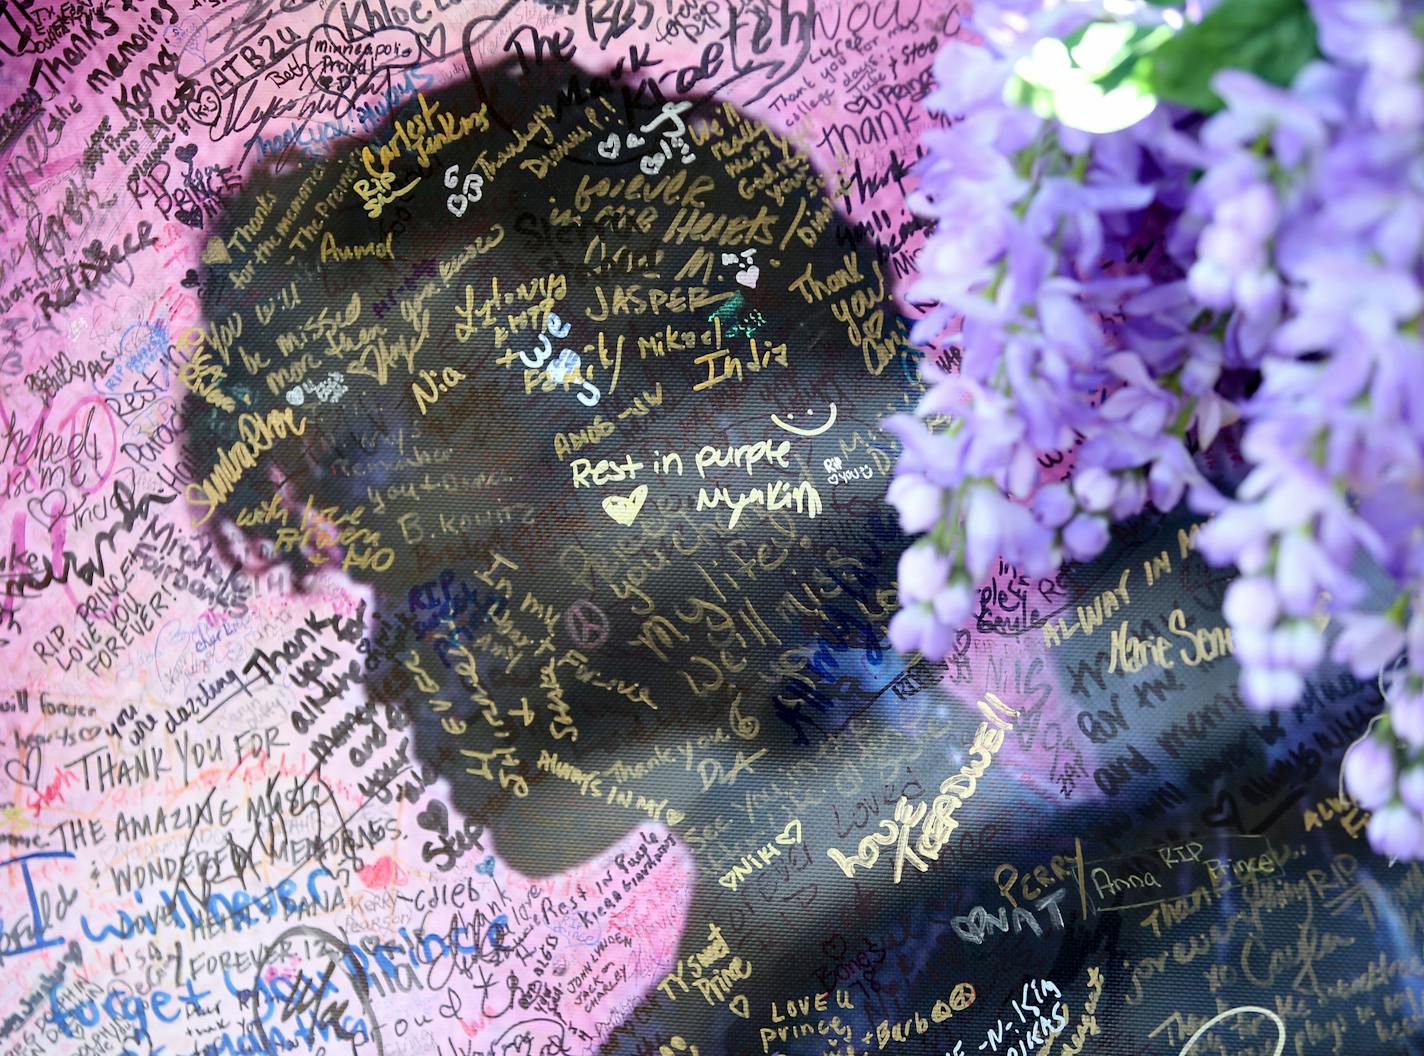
(891, 0), (1424, 859)
(1343, 735), (1397, 810)
(1334, 613), (1407, 678)
(888, 604), (961, 658)
(1400, 765), (1424, 812)
(899, 544), (952, 605)
(1369, 803), (1424, 859)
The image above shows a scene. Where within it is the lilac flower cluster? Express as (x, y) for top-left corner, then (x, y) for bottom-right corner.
(893, 0), (1424, 855)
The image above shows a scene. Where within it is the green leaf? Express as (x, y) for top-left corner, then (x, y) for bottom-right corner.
(1061, 23), (1091, 55)
(1010, 38), (1159, 133)
(1093, 25), (1175, 94)
(1095, 51), (1149, 95)
(1147, 0), (1319, 112)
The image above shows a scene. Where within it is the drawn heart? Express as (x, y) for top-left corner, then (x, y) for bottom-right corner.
(200, 238), (229, 266)
(286, 387), (305, 406)
(27, 489), (68, 531)
(175, 143), (197, 163)
(624, 132), (645, 149)
(602, 484), (648, 527)
(417, 799), (449, 834)
(5, 745), (41, 789)
(176, 208), (202, 229)
(475, 854), (496, 876)
(358, 855), (407, 888)
(728, 994), (750, 1019)
(735, 265), (760, 288)
(596, 134), (620, 160)
(639, 152), (666, 177)
(188, 85), (221, 124)
(666, 807), (685, 827)
(775, 818), (802, 846)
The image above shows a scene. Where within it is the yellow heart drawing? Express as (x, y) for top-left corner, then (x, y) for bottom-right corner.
(201, 236), (231, 264)
(775, 818), (802, 846)
(602, 484), (648, 526)
(666, 807), (685, 827)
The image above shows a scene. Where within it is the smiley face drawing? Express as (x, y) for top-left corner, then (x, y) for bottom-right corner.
(771, 401), (838, 437)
